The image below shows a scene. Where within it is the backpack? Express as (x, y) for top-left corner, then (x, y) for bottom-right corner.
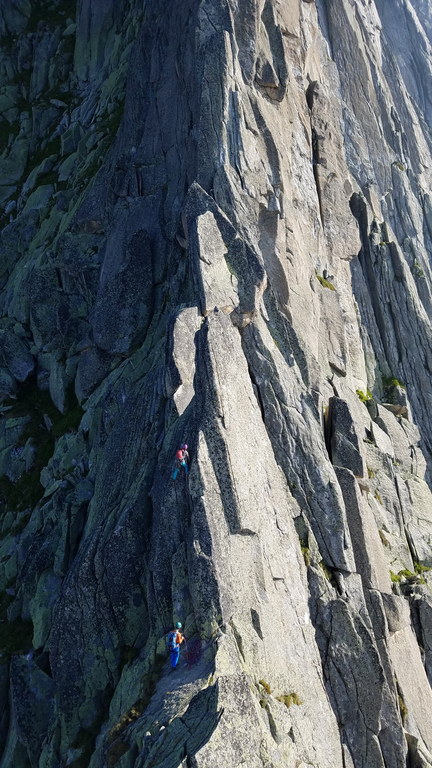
(167, 631), (178, 651)
(175, 450), (183, 461)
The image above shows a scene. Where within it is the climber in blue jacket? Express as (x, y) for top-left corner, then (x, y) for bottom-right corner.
(166, 622), (185, 668)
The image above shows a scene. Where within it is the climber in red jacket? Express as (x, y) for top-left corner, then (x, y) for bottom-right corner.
(172, 444), (189, 480)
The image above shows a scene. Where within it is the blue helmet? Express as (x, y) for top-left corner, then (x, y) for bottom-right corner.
(175, 622), (182, 629)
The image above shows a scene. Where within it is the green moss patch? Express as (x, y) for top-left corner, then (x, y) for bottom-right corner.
(374, 490), (382, 505)
(412, 259), (425, 279)
(258, 679), (272, 695)
(378, 529), (390, 548)
(276, 692), (302, 708)
(398, 693), (408, 723)
(390, 568), (426, 585)
(301, 546), (311, 567)
(382, 375), (405, 390)
(414, 562), (431, 574)
(315, 272), (335, 291)
(356, 388), (373, 403)
(319, 561), (332, 581)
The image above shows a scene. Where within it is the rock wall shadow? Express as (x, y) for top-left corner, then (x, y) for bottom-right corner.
(194, 319), (245, 535)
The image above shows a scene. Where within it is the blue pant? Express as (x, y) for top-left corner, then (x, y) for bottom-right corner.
(172, 461), (188, 480)
(170, 646), (180, 667)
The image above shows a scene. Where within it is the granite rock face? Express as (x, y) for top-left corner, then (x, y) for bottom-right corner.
(1, 1), (432, 767)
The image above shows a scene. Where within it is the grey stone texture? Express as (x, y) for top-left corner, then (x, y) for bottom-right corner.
(0, 0), (432, 767)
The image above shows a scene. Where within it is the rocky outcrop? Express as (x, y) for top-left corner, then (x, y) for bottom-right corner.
(1, 1), (432, 767)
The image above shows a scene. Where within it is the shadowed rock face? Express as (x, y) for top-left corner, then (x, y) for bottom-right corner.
(1, 1), (432, 766)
